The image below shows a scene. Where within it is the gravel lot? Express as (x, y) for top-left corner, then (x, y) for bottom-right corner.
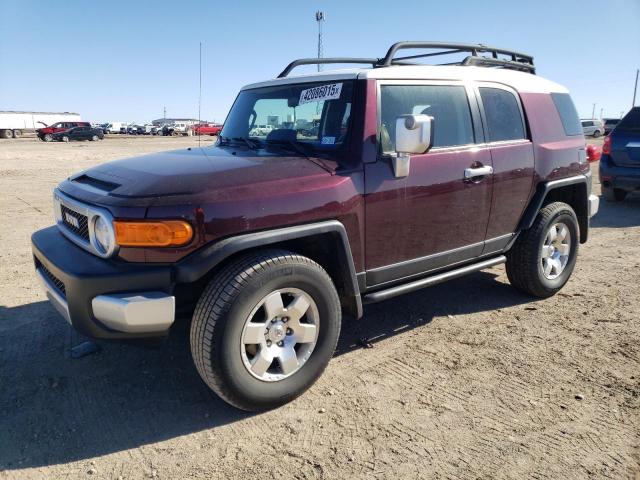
(0, 135), (638, 479)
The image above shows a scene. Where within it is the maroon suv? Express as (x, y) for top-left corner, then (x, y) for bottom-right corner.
(32, 42), (599, 411)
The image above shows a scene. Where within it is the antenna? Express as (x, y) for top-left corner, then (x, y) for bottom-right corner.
(315, 11), (324, 72)
(198, 42), (202, 148)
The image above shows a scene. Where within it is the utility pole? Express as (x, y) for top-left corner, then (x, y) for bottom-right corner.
(591, 103), (596, 120)
(633, 68), (639, 108)
(600, 107), (603, 120)
(316, 11), (324, 72)
(163, 106), (166, 122)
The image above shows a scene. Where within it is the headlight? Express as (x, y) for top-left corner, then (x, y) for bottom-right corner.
(93, 215), (113, 254)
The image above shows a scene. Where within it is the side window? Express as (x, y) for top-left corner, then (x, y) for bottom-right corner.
(551, 93), (582, 136)
(479, 87), (526, 142)
(379, 84), (474, 152)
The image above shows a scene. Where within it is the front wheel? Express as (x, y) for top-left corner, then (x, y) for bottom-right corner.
(91, 135), (98, 141)
(190, 249), (341, 411)
(62, 135), (70, 143)
(593, 130), (602, 138)
(43, 134), (53, 142)
(506, 202), (579, 298)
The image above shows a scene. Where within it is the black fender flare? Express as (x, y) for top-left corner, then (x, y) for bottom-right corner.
(174, 220), (363, 318)
(517, 172), (590, 243)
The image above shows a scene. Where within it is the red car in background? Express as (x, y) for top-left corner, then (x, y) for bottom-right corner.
(37, 121), (91, 142)
(193, 123), (222, 136)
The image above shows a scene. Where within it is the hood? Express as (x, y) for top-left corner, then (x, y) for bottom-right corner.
(58, 146), (336, 207)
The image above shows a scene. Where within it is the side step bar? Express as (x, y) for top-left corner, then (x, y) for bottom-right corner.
(362, 256), (506, 304)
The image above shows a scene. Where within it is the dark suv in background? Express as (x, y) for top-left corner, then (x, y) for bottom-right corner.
(31, 42), (599, 411)
(600, 107), (640, 202)
(37, 121), (91, 142)
(603, 118), (620, 135)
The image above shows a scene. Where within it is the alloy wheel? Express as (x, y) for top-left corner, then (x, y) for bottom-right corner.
(541, 222), (571, 280)
(240, 288), (319, 382)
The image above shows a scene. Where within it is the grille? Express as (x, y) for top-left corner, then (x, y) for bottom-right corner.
(35, 258), (66, 297)
(60, 204), (90, 241)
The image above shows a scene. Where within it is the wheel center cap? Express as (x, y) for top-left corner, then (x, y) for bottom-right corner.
(267, 321), (286, 342)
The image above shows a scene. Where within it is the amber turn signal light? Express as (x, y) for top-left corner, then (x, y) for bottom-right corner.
(114, 220), (193, 247)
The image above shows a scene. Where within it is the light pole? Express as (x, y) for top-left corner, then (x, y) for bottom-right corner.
(633, 68), (639, 108)
(591, 103), (596, 120)
(316, 11), (324, 72)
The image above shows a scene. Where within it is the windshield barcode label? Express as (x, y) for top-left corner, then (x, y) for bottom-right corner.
(299, 83), (343, 105)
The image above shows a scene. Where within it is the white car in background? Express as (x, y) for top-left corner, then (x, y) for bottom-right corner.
(249, 124), (274, 136)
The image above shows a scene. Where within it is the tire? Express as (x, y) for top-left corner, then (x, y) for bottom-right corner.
(44, 134), (53, 142)
(62, 136), (70, 143)
(91, 135), (98, 141)
(0, 129), (12, 139)
(593, 130), (601, 138)
(190, 249), (341, 411)
(506, 202), (579, 298)
(12, 129), (22, 138)
(603, 187), (626, 202)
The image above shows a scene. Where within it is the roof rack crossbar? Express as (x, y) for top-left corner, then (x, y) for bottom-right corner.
(392, 48), (467, 62)
(278, 58), (380, 78)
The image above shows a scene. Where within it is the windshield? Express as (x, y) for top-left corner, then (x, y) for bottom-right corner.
(221, 80), (354, 152)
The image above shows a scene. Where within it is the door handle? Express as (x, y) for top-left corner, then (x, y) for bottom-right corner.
(464, 165), (493, 179)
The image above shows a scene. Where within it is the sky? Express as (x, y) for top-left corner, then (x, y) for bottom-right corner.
(1, 0), (638, 124)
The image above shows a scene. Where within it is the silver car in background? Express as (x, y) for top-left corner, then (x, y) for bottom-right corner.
(581, 119), (604, 137)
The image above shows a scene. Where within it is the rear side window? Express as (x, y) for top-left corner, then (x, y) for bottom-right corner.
(551, 93), (582, 136)
(617, 107), (640, 131)
(479, 87), (526, 142)
(379, 84), (474, 151)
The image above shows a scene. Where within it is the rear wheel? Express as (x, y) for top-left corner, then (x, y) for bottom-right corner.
(506, 202), (579, 298)
(62, 135), (70, 143)
(190, 249), (341, 411)
(91, 135), (98, 141)
(593, 130), (602, 138)
(12, 129), (22, 138)
(0, 129), (12, 139)
(603, 187), (626, 202)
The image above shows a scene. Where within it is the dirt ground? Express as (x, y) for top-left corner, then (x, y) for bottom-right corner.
(0, 135), (638, 479)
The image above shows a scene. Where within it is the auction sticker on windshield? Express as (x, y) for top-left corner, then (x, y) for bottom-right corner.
(299, 83), (343, 105)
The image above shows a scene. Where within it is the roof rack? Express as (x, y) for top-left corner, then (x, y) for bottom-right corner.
(381, 41), (535, 73)
(277, 41), (535, 78)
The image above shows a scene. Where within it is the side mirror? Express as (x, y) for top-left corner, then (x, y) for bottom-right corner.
(392, 114), (433, 178)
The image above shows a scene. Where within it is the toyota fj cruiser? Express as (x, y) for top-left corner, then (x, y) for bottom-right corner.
(32, 42), (599, 411)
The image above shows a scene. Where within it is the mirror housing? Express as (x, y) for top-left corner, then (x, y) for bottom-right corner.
(392, 114), (433, 178)
(396, 114), (433, 154)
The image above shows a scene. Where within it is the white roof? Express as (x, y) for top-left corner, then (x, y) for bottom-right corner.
(242, 65), (568, 94)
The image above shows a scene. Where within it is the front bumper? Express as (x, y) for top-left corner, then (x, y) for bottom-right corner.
(588, 194), (599, 217)
(32, 226), (175, 339)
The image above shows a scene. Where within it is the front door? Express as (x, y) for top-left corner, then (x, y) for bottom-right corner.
(364, 81), (493, 287)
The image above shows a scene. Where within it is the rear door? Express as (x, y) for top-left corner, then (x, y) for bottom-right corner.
(475, 83), (534, 253)
(364, 81), (493, 286)
(610, 108), (640, 167)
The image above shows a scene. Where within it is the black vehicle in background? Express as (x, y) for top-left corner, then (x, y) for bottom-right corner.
(603, 118), (620, 135)
(51, 126), (104, 142)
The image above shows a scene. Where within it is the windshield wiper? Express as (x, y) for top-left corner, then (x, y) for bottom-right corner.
(218, 135), (260, 150)
(233, 137), (260, 150)
(265, 139), (334, 174)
